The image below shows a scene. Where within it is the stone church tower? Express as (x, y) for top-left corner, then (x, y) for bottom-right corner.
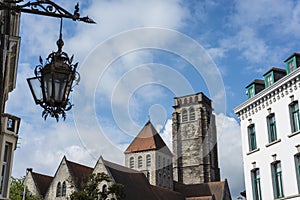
(172, 92), (220, 184)
(124, 121), (173, 189)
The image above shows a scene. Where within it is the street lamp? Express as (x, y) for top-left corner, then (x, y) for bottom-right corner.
(0, 0), (95, 121)
(27, 19), (80, 121)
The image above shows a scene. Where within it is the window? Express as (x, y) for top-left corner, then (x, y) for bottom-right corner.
(62, 181), (66, 196)
(102, 184), (107, 193)
(295, 154), (300, 193)
(182, 109), (188, 122)
(288, 60), (295, 73)
(146, 155), (151, 168)
(265, 73), (273, 87)
(138, 156), (142, 168)
(247, 85), (255, 98)
(251, 168), (262, 200)
(290, 101), (300, 133)
(56, 182), (61, 197)
(189, 107), (195, 121)
(163, 157), (165, 168)
(248, 124), (257, 151)
(158, 155), (161, 168)
(271, 161), (284, 198)
(129, 157), (134, 168)
(7, 118), (15, 132)
(267, 114), (277, 143)
(0, 143), (12, 196)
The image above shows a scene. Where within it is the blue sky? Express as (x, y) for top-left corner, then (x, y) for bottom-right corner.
(5, 0), (300, 198)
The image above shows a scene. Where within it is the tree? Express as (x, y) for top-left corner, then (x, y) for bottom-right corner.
(9, 177), (42, 200)
(70, 173), (125, 200)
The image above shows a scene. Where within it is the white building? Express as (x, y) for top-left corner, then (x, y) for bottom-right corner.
(234, 53), (300, 200)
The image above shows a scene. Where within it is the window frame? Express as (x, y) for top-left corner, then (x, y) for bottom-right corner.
(56, 182), (62, 197)
(295, 153), (300, 193)
(267, 113), (277, 143)
(247, 85), (255, 99)
(251, 168), (262, 200)
(129, 157), (134, 168)
(138, 156), (142, 168)
(271, 161), (284, 199)
(0, 143), (12, 196)
(182, 109), (188, 122)
(189, 107), (195, 121)
(264, 73), (273, 87)
(290, 101), (300, 133)
(248, 124), (257, 151)
(62, 181), (66, 196)
(146, 155), (151, 168)
(286, 58), (296, 74)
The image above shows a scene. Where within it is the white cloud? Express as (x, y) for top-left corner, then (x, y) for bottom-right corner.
(215, 113), (244, 199)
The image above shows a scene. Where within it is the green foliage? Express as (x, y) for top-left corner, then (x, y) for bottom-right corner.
(9, 177), (42, 200)
(70, 173), (125, 200)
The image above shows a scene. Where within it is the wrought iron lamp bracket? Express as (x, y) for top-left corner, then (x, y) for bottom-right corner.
(0, 0), (96, 23)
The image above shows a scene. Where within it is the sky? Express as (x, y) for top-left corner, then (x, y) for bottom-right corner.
(5, 0), (300, 199)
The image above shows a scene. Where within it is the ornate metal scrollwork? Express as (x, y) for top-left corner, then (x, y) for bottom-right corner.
(0, 0), (95, 23)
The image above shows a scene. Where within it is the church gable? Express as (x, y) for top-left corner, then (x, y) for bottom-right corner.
(25, 169), (53, 198)
(44, 156), (93, 199)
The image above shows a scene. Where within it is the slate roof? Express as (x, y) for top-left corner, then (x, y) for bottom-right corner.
(30, 171), (53, 196)
(124, 121), (170, 154)
(174, 180), (231, 200)
(65, 158), (93, 188)
(102, 158), (184, 200)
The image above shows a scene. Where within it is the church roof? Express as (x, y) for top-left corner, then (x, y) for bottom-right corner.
(124, 121), (170, 153)
(30, 171), (53, 196)
(101, 158), (184, 200)
(65, 158), (93, 188)
(174, 180), (231, 200)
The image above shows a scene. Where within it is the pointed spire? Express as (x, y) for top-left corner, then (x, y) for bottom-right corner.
(124, 121), (168, 153)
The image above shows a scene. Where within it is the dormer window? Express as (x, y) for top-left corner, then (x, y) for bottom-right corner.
(246, 80), (265, 99)
(247, 85), (255, 99)
(265, 73), (273, 87)
(288, 60), (295, 73)
(284, 53), (300, 74)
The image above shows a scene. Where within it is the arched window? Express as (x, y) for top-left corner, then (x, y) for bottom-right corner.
(184, 98), (187, 104)
(129, 157), (134, 168)
(189, 107), (195, 121)
(102, 184), (107, 193)
(146, 155), (151, 167)
(182, 109), (188, 122)
(62, 181), (66, 196)
(189, 96), (193, 103)
(138, 156), (142, 168)
(163, 157), (165, 168)
(56, 182), (61, 197)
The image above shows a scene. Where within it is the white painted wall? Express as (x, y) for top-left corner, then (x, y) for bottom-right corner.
(235, 68), (300, 200)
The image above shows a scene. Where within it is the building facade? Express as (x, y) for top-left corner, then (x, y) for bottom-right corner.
(124, 121), (173, 189)
(172, 92), (220, 184)
(0, 1), (21, 199)
(234, 53), (300, 200)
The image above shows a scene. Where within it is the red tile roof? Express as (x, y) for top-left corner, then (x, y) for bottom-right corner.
(125, 121), (170, 153)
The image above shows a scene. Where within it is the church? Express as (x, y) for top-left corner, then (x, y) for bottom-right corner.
(24, 92), (232, 200)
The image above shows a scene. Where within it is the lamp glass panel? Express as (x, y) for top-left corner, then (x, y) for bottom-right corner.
(42, 73), (53, 102)
(53, 72), (68, 102)
(27, 77), (43, 104)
